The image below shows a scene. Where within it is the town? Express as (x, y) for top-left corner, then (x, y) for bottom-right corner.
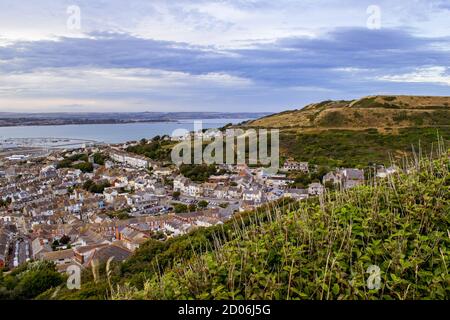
(0, 132), (396, 274)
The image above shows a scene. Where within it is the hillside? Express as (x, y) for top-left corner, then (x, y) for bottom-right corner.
(243, 95), (450, 167)
(35, 147), (450, 300)
(116, 148), (449, 300)
(248, 95), (450, 129)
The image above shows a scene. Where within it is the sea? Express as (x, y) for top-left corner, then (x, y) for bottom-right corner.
(0, 118), (250, 145)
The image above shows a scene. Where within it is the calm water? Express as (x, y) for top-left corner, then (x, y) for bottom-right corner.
(0, 119), (249, 144)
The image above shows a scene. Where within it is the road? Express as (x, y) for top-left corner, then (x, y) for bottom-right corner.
(9, 237), (31, 269)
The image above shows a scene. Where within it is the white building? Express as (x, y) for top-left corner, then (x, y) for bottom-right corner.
(242, 188), (263, 203)
(282, 160), (309, 173)
(110, 150), (149, 169)
(308, 183), (325, 195)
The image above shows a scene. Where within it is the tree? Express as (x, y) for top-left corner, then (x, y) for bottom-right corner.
(172, 191), (181, 199)
(83, 179), (94, 190)
(15, 266), (64, 299)
(93, 153), (106, 165)
(83, 179), (110, 194)
(180, 164), (217, 182)
(51, 240), (59, 250)
(173, 203), (188, 213)
(188, 204), (197, 212)
(59, 235), (71, 245)
(198, 200), (209, 209)
(73, 162), (94, 173)
(0, 261), (65, 300)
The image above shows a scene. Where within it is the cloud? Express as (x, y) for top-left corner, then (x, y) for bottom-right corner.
(378, 66), (450, 86)
(0, 27), (450, 111)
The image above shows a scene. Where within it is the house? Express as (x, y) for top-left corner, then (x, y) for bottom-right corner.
(84, 244), (132, 266)
(173, 175), (189, 193)
(41, 249), (75, 272)
(323, 168), (365, 190)
(242, 188), (263, 203)
(103, 187), (119, 203)
(163, 219), (192, 236)
(71, 229), (109, 247)
(282, 160), (309, 173)
(153, 167), (173, 177)
(174, 211), (204, 223)
(227, 186), (241, 199)
(114, 176), (129, 188)
(308, 183), (325, 195)
(91, 213), (112, 224)
(213, 185), (229, 199)
(323, 172), (340, 186)
(264, 175), (294, 188)
(73, 243), (132, 267)
(73, 243), (109, 265)
(239, 200), (258, 212)
(186, 183), (203, 197)
(0, 229), (10, 268)
(109, 150), (149, 169)
(31, 237), (52, 259)
(202, 182), (218, 197)
(266, 188), (285, 201)
(340, 168), (365, 189)
(195, 216), (223, 228)
(40, 165), (57, 178)
(126, 192), (158, 211)
(284, 188), (309, 201)
(376, 166), (397, 178)
(116, 226), (149, 251)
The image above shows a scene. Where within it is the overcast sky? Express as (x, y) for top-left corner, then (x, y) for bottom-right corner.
(0, 0), (449, 112)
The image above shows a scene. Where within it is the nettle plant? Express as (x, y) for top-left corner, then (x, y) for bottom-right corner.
(111, 141), (450, 300)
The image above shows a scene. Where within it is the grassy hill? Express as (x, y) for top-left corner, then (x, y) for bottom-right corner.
(248, 95), (450, 129)
(243, 95), (450, 167)
(278, 127), (450, 167)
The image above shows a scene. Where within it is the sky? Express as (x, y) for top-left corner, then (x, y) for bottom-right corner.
(0, 0), (449, 113)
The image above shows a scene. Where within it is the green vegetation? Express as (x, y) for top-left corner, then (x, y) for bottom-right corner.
(35, 147), (450, 300)
(0, 197), (11, 207)
(352, 96), (393, 109)
(198, 200), (209, 209)
(57, 153), (93, 173)
(39, 199), (297, 299)
(113, 148), (450, 300)
(72, 162), (94, 173)
(106, 209), (131, 220)
(172, 203), (198, 213)
(83, 179), (111, 194)
(127, 138), (174, 161)
(247, 95), (450, 128)
(289, 167), (330, 188)
(173, 203), (188, 213)
(280, 128), (450, 167)
(179, 164), (217, 182)
(18, 136), (450, 301)
(0, 261), (65, 300)
(172, 191), (181, 199)
(316, 111), (349, 127)
(92, 152), (107, 165)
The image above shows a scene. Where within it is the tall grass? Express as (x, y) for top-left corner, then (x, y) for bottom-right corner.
(111, 141), (449, 300)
